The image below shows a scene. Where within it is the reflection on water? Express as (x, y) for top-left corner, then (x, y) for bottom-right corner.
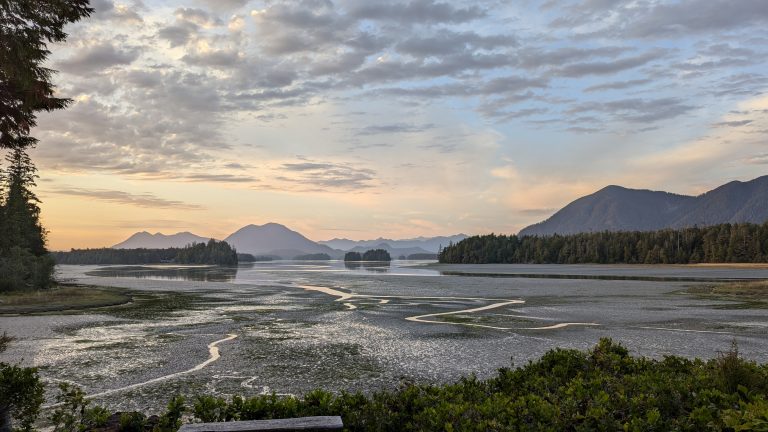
(86, 265), (241, 282)
(83, 260), (436, 282)
(344, 261), (392, 273)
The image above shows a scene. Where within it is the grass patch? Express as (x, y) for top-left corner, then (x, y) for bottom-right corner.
(686, 280), (768, 308)
(0, 285), (130, 314)
(104, 291), (222, 320)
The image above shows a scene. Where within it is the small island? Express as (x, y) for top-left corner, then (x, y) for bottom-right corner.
(344, 249), (392, 261)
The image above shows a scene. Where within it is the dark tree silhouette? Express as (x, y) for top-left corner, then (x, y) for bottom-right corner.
(439, 223), (768, 264)
(52, 241), (239, 266)
(0, 0), (93, 291)
(344, 251), (362, 261)
(0, 0), (93, 149)
(362, 249), (392, 261)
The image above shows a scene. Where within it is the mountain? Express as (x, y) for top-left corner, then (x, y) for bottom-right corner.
(519, 176), (768, 236)
(113, 224), (461, 259)
(320, 234), (467, 253)
(112, 231), (210, 249)
(223, 223), (342, 259)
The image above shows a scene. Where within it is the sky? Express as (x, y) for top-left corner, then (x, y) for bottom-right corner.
(26, 0), (768, 250)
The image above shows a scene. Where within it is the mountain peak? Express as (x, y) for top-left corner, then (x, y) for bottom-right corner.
(113, 231), (210, 249)
(224, 223), (337, 259)
(519, 175), (768, 236)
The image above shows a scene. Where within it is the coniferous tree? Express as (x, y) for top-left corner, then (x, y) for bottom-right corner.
(0, 0), (93, 291)
(0, 148), (45, 254)
(439, 223), (768, 265)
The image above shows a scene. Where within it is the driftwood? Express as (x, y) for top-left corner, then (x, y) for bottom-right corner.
(178, 416), (343, 432)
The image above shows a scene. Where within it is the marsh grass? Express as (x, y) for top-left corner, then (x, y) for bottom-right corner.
(0, 285), (130, 314)
(687, 280), (768, 308)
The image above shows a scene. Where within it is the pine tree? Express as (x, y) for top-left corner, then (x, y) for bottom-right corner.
(0, 148), (45, 255)
(0, 0), (93, 149)
(0, 1), (92, 291)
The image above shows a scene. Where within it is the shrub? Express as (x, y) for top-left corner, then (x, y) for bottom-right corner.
(0, 363), (44, 432)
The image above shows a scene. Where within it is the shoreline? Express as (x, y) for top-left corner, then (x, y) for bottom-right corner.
(421, 262), (768, 281)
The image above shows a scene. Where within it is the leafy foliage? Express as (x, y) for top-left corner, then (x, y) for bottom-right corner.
(0, 362), (44, 432)
(50, 383), (109, 432)
(440, 222), (768, 264)
(182, 339), (768, 431)
(31, 339), (768, 432)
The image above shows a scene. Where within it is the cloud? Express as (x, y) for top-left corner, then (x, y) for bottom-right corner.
(174, 7), (222, 27)
(554, 50), (666, 77)
(195, 0), (249, 11)
(516, 46), (628, 69)
(91, 0), (143, 23)
(179, 174), (257, 183)
(356, 123), (435, 135)
(349, 1), (487, 24)
(57, 42), (139, 75)
(618, 0), (768, 38)
(551, 0), (768, 39)
(46, 187), (203, 209)
(584, 79), (652, 92)
(569, 97), (697, 123)
(274, 160), (377, 191)
(158, 24), (196, 47)
(713, 120), (753, 128)
(744, 153), (768, 164)
(182, 49), (241, 68)
(395, 30), (515, 57)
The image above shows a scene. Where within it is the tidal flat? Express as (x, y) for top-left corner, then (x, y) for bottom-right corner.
(1, 261), (768, 414)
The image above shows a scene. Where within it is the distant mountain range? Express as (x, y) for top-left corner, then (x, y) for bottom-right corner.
(319, 234), (467, 253)
(113, 231), (210, 249)
(519, 175), (768, 236)
(112, 223), (463, 259)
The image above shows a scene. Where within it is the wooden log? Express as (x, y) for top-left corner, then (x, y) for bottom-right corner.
(178, 416), (343, 432)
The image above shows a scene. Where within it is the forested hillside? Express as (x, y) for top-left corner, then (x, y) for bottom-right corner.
(520, 176), (768, 236)
(440, 223), (768, 264)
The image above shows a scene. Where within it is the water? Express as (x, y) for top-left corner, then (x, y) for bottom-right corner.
(2, 261), (768, 413)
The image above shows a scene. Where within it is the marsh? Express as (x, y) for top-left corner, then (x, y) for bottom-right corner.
(2, 261), (767, 413)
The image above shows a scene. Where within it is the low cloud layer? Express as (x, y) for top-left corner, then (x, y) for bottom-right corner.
(46, 187), (204, 210)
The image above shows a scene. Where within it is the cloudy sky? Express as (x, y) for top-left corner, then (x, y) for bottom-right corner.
(30, 0), (768, 249)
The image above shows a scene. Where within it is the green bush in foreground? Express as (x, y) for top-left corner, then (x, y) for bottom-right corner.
(5, 339), (766, 431)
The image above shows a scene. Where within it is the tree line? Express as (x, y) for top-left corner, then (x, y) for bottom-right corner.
(439, 222), (768, 264)
(52, 240), (239, 266)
